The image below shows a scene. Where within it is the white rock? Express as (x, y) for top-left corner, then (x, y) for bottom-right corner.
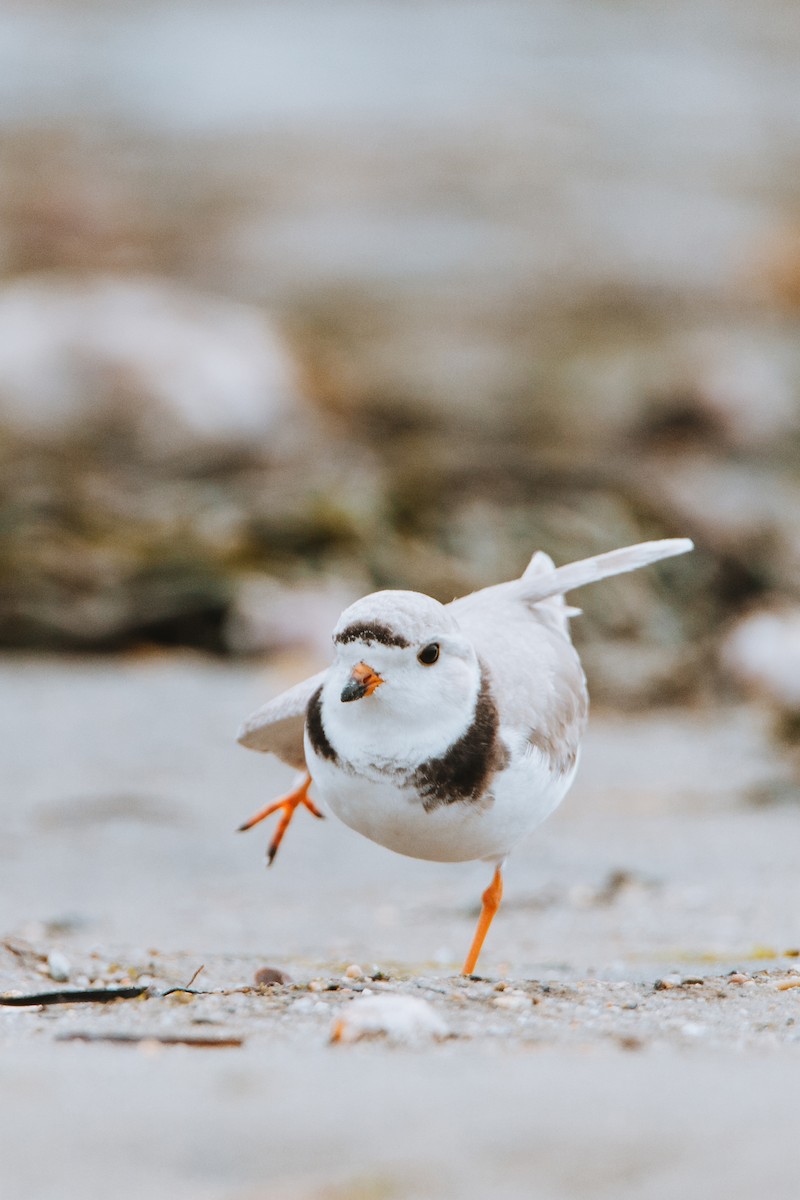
(331, 994), (448, 1045)
(0, 273), (299, 464)
(46, 951), (71, 983)
(721, 605), (800, 712)
(682, 328), (799, 449)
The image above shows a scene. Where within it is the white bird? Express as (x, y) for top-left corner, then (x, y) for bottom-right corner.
(237, 537), (693, 974)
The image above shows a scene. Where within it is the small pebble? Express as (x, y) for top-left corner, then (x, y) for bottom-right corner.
(344, 964), (364, 980)
(654, 974), (682, 991)
(308, 979), (325, 993)
(47, 951), (71, 983)
(254, 966), (291, 987)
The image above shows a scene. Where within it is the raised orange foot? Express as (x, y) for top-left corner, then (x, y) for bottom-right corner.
(237, 772), (323, 865)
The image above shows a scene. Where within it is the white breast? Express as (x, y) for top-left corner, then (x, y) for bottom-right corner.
(305, 728), (578, 864)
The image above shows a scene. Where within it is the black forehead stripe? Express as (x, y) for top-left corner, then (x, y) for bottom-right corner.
(334, 621), (410, 649)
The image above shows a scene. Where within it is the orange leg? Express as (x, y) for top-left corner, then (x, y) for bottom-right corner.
(237, 772), (323, 865)
(461, 865), (504, 976)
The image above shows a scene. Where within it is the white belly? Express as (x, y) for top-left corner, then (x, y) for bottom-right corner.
(306, 739), (578, 864)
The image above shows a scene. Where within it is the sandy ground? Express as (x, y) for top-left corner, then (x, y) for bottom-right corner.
(3, 654), (800, 1199)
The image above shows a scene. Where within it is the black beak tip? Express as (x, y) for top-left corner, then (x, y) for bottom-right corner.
(340, 680), (367, 703)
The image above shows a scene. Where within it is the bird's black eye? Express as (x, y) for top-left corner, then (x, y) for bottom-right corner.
(417, 643), (440, 665)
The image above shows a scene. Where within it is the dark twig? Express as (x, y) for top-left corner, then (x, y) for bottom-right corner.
(0, 986), (148, 1007)
(56, 1031), (243, 1048)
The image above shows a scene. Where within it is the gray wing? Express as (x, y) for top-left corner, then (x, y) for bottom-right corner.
(448, 552), (588, 772)
(237, 669), (328, 769)
(450, 588), (589, 772)
(446, 538), (691, 771)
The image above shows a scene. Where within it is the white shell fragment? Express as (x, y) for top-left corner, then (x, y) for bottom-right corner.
(493, 991), (531, 1012)
(330, 994), (448, 1045)
(46, 951), (71, 983)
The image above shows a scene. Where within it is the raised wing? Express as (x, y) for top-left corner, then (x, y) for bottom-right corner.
(517, 538), (693, 605)
(451, 537), (693, 619)
(448, 537), (692, 739)
(237, 669), (328, 769)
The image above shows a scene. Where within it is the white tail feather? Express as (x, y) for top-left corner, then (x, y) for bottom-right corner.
(520, 538), (694, 605)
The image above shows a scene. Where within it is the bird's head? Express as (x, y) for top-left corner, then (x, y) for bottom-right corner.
(318, 590), (481, 770)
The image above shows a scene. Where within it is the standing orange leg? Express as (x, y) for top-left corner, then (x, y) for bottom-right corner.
(461, 865), (504, 976)
(237, 772), (323, 865)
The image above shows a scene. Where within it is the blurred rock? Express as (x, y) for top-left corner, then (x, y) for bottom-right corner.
(561, 321), (800, 455)
(680, 328), (800, 451)
(225, 575), (365, 659)
(721, 605), (800, 714)
(0, 273), (300, 467)
(640, 454), (800, 590)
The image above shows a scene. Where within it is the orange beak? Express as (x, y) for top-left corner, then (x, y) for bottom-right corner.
(340, 661), (384, 703)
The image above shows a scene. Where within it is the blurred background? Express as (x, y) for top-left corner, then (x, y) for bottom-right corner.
(3, 9), (800, 1196)
(1, 0), (800, 715)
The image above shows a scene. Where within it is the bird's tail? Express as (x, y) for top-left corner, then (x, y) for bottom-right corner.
(518, 538), (694, 606)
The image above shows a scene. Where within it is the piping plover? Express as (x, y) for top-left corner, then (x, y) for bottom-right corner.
(237, 537), (692, 973)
